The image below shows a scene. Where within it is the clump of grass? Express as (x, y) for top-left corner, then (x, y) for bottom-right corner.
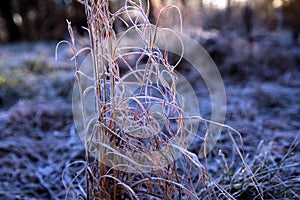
(56, 0), (267, 199)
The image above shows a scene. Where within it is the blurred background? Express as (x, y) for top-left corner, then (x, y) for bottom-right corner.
(0, 0), (299, 199)
(0, 0), (299, 43)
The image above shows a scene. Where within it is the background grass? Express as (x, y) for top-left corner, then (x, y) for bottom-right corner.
(0, 0), (299, 199)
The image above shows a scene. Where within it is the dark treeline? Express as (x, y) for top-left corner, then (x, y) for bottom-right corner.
(0, 0), (86, 41)
(0, 0), (299, 43)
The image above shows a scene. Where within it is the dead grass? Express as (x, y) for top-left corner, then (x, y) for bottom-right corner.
(0, 1), (299, 199)
(56, 0), (299, 199)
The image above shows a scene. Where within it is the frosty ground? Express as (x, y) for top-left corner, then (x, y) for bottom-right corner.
(0, 31), (299, 199)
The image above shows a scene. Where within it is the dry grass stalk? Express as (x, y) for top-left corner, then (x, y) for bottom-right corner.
(55, 0), (289, 199)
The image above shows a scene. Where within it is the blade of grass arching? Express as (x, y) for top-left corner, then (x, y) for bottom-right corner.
(156, 5), (183, 33)
(62, 161), (87, 200)
(226, 128), (264, 200)
(75, 70), (94, 81)
(70, 47), (91, 61)
(98, 175), (139, 200)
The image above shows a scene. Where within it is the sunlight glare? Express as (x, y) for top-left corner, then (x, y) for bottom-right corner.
(273, 0), (283, 8)
(214, 0), (227, 9)
(203, 0), (248, 9)
(13, 13), (23, 26)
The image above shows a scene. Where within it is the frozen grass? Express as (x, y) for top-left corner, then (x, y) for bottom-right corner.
(58, 0), (216, 199)
(55, 0), (299, 199)
(0, 1), (299, 199)
(57, 0), (230, 199)
(0, 39), (299, 199)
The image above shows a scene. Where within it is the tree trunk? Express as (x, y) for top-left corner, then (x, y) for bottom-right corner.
(200, 0), (203, 8)
(226, 0), (231, 20)
(149, 0), (156, 24)
(0, 0), (21, 41)
(181, 0), (187, 7)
